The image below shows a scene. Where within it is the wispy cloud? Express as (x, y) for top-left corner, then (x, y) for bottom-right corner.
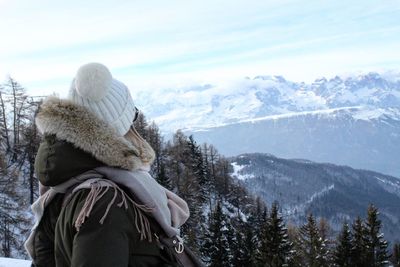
(0, 0), (399, 96)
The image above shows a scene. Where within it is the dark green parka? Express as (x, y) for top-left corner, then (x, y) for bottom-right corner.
(32, 97), (180, 267)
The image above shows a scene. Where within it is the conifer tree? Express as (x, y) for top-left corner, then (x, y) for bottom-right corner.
(391, 243), (400, 267)
(133, 112), (148, 139)
(213, 156), (231, 199)
(187, 135), (208, 203)
(225, 217), (237, 266)
(242, 212), (260, 266)
(334, 222), (352, 267)
(230, 216), (246, 267)
(364, 205), (390, 267)
(156, 162), (173, 190)
(286, 223), (302, 267)
(146, 122), (163, 175)
(297, 214), (329, 267)
(318, 218), (334, 265)
(255, 206), (269, 265)
(350, 216), (368, 267)
(203, 202), (230, 267)
(260, 202), (292, 267)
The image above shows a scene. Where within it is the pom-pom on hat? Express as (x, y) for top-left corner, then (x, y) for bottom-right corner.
(69, 63), (136, 136)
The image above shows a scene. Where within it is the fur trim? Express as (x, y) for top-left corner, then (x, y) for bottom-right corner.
(35, 96), (142, 170)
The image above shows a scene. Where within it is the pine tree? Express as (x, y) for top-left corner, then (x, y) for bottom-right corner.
(260, 202), (292, 267)
(391, 243), (400, 267)
(297, 214), (329, 267)
(334, 222), (352, 267)
(287, 222), (302, 267)
(242, 212), (260, 266)
(133, 112), (148, 139)
(187, 135), (208, 203)
(203, 202), (230, 267)
(350, 216), (368, 267)
(156, 162), (173, 190)
(231, 216), (246, 267)
(364, 205), (390, 267)
(255, 206), (269, 265)
(318, 218), (334, 266)
(225, 217), (236, 266)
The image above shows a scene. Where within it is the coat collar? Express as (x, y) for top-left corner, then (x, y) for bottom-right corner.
(35, 96), (143, 170)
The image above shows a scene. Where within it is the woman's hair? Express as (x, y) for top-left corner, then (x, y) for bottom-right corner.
(124, 127), (155, 166)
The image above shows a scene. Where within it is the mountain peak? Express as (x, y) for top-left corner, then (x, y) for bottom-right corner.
(253, 75), (287, 83)
(136, 71), (400, 134)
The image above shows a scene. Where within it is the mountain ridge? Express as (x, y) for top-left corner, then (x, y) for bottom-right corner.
(136, 71), (400, 133)
(229, 152), (400, 244)
(135, 71), (400, 176)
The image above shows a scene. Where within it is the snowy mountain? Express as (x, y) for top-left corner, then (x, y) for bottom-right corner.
(136, 72), (400, 131)
(134, 72), (400, 176)
(229, 153), (400, 244)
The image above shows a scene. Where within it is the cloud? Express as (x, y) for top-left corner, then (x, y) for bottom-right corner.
(0, 0), (399, 96)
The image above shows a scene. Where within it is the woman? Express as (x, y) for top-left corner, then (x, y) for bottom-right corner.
(25, 63), (201, 267)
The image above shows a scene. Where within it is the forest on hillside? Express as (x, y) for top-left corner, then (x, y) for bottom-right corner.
(0, 77), (399, 266)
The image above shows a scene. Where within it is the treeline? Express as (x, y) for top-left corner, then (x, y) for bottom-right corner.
(0, 77), (399, 266)
(136, 113), (399, 267)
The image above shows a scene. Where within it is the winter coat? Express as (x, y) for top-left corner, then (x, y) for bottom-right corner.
(30, 97), (182, 267)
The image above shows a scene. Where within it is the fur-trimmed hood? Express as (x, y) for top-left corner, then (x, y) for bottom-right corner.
(35, 96), (143, 170)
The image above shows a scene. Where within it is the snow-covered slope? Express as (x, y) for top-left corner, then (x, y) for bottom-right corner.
(135, 72), (400, 176)
(189, 105), (400, 176)
(0, 257), (30, 267)
(135, 72), (400, 132)
(229, 153), (400, 244)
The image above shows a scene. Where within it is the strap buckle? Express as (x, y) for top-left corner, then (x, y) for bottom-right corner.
(172, 238), (185, 254)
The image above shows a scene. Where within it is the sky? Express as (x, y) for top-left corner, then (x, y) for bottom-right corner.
(0, 0), (399, 97)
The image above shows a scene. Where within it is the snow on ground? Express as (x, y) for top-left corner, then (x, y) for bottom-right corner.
(0, 257), (30, 267)
(230, 162), (255, 180)
(285, 184), (335, 216)
(241, 106), (362, 123)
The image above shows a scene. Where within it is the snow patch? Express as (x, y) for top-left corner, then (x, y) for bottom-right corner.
(241, 107), (362, 123)
(375, 176), (400, 196)
(285, 184), (335, 216)
(0, 257), (30, 267)
(352, 108), (389, 121)
(230, 162), (255, 181)
(305, 184), (335, 205)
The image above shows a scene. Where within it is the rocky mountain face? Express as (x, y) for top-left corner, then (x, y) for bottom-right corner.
(137, 72), (400, 131)
(230, 153), (400, 244)
(189, 106), (400, 177)
(142, 72), (399, 176)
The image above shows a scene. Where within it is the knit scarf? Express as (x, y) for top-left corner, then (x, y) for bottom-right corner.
(25, 167), (190, 261)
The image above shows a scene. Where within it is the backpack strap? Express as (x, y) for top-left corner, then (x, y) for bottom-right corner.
(158, 235), (205, 267)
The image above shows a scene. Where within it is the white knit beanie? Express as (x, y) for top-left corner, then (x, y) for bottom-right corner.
(68, 63), (136, 136)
